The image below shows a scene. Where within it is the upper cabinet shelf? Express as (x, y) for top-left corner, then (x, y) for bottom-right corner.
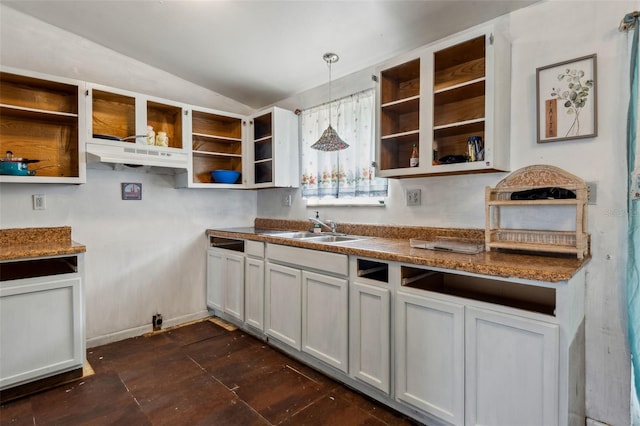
(247, 107), (298, 189)
(179, 107), (245, 188)
(375, 25), (510, 178)
(86, 84), (189, 171)
(0, 67), (86, 184)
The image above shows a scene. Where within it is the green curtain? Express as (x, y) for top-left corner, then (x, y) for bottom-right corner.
(625, 11), (640, 408)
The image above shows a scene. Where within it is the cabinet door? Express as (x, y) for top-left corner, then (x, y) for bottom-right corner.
(265, 262), (302, 350)
(465, 306), (559, 426)
(301, 271), (348, 372)
(349, 281), (390, 394)
(206, 250), (225, 311)
(223, 252), (245, 321)
(1, 276), (84, 389)
(248, 107), (298, 189)
(245, 257), (264, 331)
(396, 290), (465, 426)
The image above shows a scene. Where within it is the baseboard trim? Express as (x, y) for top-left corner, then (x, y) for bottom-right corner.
(86, 310), (210, 348)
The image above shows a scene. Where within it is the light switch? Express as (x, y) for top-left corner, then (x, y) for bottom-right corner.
(32, 194), (46, 210)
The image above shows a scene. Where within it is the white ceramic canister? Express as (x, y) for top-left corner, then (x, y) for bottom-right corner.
(156, 131), (168, 147)
(146, 126), (155, 145)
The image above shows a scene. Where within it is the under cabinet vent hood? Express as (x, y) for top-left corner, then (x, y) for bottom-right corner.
(86, 139), (189, 171)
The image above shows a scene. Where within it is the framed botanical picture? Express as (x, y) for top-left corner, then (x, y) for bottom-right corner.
(536, 54), (597, 143)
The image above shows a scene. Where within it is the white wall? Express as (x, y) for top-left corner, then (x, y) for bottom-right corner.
(0, 1), (635, 424)
(0, 6), (257, 345)
(260, 1), (634, 424)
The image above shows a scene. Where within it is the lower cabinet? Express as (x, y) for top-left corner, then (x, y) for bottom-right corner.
(465, 306), (559, 426)
(396, 288), (561, 426)
(301, 270), (348, 373)
(349, 280), (390, 394)
(244, 257), (265, 331)
(265, 262), (302, 350)
(395, 290), (465, 425)
(207, 248), (245, 321)
(1, 258), (85, 390)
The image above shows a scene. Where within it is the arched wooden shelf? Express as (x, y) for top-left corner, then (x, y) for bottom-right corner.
(485, 165), (589, 259)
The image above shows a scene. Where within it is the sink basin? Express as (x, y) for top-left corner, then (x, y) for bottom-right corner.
(301, 235), (368, 243)
(267, 231), (318, 239)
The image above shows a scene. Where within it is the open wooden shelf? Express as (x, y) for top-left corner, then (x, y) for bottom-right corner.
(0, 70), (81, 179)
(92, 90), (136, 140)
(485, 165), (589, 259)
(147, 101), (182, 149)
(432, 35), (486, 164)
(190, 110), (243, 185)
(252, 112), (274, 184)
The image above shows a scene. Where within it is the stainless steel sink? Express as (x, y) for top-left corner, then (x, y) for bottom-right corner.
(300, 235), (368, 243)
(266, 231), (368, 244)
(266, 231), (318, 239)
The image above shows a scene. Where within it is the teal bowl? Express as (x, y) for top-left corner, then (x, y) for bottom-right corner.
(211, 170), (240, 184)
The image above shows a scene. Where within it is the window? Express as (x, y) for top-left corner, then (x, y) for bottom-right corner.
(300, 89), (387, 201)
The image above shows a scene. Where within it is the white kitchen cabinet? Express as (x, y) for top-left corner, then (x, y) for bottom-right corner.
(206, 248), (245, 321)
(465, 306), (559, 426)
(0, 66), (87, 184)
(395, 289), (465, 425)
(375, 24), (510, 178)
(179, 105), (246, 188)
(301, 270), (348, 373)
(85, 83), (190, 170)
(1, 255), (85, 390)
(265, 261), (302, 350)
(349, 280), (390, 394)
(244, 242), (265, 331)
(247, 107), (298, 188)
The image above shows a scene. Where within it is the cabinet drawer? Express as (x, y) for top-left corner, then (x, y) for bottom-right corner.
(245, 240), (265, 258)
(266, 244), (348, 276)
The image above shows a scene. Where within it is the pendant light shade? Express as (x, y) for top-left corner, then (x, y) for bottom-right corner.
(311, 53), (349, 152)
(310, 124), (349, 151)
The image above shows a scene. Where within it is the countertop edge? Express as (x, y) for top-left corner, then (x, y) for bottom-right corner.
(206, 228), (589, 283)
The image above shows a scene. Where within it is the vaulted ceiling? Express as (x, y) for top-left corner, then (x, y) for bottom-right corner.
(3, 1), (538, 109)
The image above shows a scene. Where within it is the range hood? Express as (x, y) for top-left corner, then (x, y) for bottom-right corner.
(86, 139), (189, 171)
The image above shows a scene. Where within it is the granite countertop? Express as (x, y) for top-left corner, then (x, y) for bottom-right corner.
(0, 226), (86, 261)
(206, 219), (589, 283)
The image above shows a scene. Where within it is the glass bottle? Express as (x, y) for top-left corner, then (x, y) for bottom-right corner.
(410, 144), (419, 167)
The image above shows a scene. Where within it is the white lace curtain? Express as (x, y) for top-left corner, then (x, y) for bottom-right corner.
(300, 89), (387, 199)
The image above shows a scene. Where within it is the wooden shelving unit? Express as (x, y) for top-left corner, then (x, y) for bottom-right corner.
(92, 89), (136, 140)
(147, 101), (183, 150)
(190, 110), (243, 185)
(0, 70), (83, 182)
(432, 35), (486, 163)
(485, 165), (589, 259)
(379, 58), (420, 171)
(375, 25), (510, 178)
(252, 112), (273, 185)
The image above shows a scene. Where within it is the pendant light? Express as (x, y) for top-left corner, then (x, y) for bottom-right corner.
(310, 53), (349, 151)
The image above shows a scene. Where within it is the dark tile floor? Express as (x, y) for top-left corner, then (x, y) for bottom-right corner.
(1, 319), (418, 425)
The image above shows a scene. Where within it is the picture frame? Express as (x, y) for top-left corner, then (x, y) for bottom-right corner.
(121, 182), (142, 200)
(536, 54), (597, 143)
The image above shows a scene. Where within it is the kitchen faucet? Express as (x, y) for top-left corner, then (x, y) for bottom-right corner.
(308, 215), (338, 233)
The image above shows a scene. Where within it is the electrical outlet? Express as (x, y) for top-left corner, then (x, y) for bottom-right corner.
(152, 313), (163, 331)
(586, 182), (597, 205)
(282, 194), (292, 207)
(406, 189), (421, 206)
(32, 194), (46, 210)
